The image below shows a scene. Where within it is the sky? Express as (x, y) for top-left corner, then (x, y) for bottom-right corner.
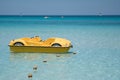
(0, 0), (120, 15)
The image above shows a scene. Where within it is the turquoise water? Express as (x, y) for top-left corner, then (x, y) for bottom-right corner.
(0, 16), (120, 80)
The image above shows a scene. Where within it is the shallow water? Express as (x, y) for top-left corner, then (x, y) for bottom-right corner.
(0, 16), (120, 80)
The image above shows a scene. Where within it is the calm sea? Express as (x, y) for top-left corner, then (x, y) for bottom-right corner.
(0, 16), (120, 80)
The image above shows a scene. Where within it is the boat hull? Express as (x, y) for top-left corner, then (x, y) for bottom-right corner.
(9, 46), (70, 53)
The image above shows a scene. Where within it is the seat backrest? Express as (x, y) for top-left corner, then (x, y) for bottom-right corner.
(31, 36), (42, 42)
(43, 38), (55, 45)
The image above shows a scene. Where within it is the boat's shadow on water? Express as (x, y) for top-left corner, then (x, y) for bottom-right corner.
(9, 52), (74, 61)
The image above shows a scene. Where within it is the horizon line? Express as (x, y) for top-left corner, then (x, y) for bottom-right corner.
(0, 14), (120, 17)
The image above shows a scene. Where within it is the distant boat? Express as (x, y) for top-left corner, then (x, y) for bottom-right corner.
(44, 16), (49, 19)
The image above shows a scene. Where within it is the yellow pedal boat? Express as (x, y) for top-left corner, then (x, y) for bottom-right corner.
(8, 36), (73, 53)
